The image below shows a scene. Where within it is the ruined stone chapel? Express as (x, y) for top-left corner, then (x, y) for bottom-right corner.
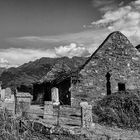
(68, 31), (140, 107)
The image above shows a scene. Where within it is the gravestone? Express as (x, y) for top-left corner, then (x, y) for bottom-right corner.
(51, 87), (60, 105)
(17, 101), (30, 116)
(44, 101), (53, 119)
(4, 100), (15, 115)
(16, 92), (32, 115)
(5, 87), (12, 99)
(1, 89), (5, 101)
(80, 102), (93, 128)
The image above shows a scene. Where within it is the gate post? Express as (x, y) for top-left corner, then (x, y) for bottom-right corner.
(80, 102), (93, 128)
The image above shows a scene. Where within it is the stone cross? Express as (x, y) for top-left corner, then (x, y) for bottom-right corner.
(80, 102), (93, 128)
(51, 87), (60, 105)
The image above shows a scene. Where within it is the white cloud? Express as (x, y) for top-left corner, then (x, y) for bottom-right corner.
(0, 58), (8, 64)
(92, 0), (140, 46)
(0, 58), (9, 68)
(55, 43), (90, 58)
(135, 0), (140, 5)
(92, 6), (132, 25)
(0, 48), (57, 66)
(0, 42), (92, 67)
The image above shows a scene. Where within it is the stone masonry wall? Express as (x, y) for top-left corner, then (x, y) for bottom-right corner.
(71, 31), (140, 107)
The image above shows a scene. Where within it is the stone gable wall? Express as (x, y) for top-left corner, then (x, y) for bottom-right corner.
(71, 32), (140, 107)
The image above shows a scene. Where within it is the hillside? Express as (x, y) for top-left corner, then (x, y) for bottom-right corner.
(0, 56), (87, 88)
(0, 67), (6, 75)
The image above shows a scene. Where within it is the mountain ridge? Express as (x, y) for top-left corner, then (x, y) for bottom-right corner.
(0, 56), (88, 88)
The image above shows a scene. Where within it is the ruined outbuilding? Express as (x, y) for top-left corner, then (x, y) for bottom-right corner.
(32, 62), (72, 105)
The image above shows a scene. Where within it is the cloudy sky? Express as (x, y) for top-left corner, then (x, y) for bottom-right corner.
(0, 0), (140, 67)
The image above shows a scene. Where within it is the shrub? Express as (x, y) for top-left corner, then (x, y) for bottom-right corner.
(93, 90), (140, 129)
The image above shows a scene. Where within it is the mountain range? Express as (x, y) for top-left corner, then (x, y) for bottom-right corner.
(0, 56), (87, 88)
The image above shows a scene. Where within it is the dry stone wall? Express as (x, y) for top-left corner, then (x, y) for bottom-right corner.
(71, 31), (140, 107)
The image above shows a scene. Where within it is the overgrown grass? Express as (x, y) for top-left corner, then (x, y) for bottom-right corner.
(0, 109), (84, 140)
(93, 90), (140, 130)
(0, 108), (49, 140)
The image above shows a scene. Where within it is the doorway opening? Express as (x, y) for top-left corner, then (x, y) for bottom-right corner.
(57, 77), (71, 105)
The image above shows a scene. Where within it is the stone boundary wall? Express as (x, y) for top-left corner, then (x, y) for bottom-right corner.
(2, 99), (93, 129)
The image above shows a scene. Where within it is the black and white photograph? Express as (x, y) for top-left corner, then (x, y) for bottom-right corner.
(0, 0), (140, 139)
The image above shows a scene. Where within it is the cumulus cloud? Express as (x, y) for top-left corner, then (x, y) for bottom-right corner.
(0, 58), (8, 64)
(92, 0), (140, 46)
(0, 58), (9, 68)
(55, 43), (90, 58)
(0, 48), (56, 67)
(92, 6), (131, 25)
